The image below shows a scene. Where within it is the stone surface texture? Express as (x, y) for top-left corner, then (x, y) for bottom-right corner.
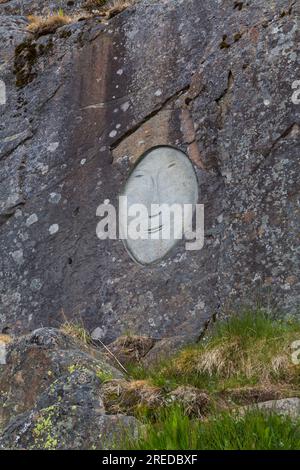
(0, 0), (299, 344)
(0, 327), (138, 449)
(240, 398), (300, 420)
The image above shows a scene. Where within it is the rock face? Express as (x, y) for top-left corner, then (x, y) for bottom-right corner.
(0, 0), (85, 16)
(0, 0), (299, 342)
(0, 328), (138, 449)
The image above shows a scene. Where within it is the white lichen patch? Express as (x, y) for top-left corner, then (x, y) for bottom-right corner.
(11, 249), (24, 265)
(26, 214), (38, 227)
(14, 209), (23, 218)
(47, 142), (59, 153)
(19, 231), (29, 242)
(148, 318), (156, 327)
(30, 278), (43, 291)
(121, 102), (130, 112)
(37, 163), (49, 175)
(91, 326), (107, 341)
(109, 130), (117, 138)
(6, 194), (19, 207)
(49, 193), (61, 204)
(49, 224), (59, 235)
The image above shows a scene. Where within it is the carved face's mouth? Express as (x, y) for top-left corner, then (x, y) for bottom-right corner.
(148, 224), (163, 234)
(147, 211), (163, 234)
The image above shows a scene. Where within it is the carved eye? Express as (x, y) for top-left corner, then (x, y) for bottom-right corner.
(134, 174), (144, 178)
(168, 163), (176, 168)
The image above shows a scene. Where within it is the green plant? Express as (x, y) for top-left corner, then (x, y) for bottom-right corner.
(96, 368), (114, 383)
(127, 310), (300, 395)
(123, 406), (300, 450)
(60, 320), (92, 345)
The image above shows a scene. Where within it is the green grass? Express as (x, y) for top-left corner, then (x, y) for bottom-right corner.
(60, 320), (92, 345)
(59, 310), (300, 450)
(124, 406), (300, 450)
(127, 310), (300, 395)
(121, 311), (300, 450)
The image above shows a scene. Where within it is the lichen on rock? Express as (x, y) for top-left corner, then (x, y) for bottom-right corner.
(0, 1), (299, 451)
(0, 328), (138, 449)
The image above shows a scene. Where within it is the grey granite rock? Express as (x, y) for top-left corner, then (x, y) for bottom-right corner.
(0, 0), (85, 16)
(240, 398), (300, 420)
(0, 327), (139, 449)
(0, 0), (299, 343)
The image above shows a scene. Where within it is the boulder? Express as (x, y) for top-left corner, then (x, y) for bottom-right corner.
(0, 328), (139, 449)
(0, 0), (86, 16)
(240, 398), (300, 420)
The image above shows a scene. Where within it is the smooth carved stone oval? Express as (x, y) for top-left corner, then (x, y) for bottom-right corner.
(120, 146), (198, 265)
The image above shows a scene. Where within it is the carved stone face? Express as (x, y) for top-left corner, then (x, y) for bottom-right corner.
(120, 146), (198, 265)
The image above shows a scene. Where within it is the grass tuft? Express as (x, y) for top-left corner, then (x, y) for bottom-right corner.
(60, 320), (92, 345)
(0, 334), (12, 345)
(102, 379), (164, 416)
(27, 14), (72, 38)
(128, 310), (300, 395)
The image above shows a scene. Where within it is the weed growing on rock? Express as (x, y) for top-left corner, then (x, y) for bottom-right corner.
(27, 14), (72, 38)
(61, 320), (92, 345)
